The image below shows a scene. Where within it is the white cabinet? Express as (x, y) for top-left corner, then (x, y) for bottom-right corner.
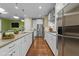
(16, 33), (32, 56)
(25, 34), (32, 54)
(45, 32), (57, 55)
(0, 33), (32, 56)
(0, 41), (16, 56)
(22, 36), (27, 56)
(16, 37), (23, 56)
(15, 33), (32, 56)
(56, 3), (68, 13)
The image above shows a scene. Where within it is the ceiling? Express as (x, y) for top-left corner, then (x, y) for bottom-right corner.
(0, 3), (55, 19)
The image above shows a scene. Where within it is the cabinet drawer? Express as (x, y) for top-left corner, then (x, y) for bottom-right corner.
(0, 42), (16, 56)
(7, 48), (16, 56)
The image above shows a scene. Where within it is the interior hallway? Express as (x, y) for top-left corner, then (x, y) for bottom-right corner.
(26, 37), (54, 56)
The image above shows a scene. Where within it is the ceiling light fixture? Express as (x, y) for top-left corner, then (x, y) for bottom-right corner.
(38, 6), (42, 10)
(0, 8), (5, 12)
(15, 6), (19, 9)
(13, 16), (19, 19)
(15, 3), (19, 9)
(0, 8), (8, 14)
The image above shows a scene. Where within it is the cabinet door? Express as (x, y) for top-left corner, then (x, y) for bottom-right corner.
(45, 32), (57, 55)
(0, 41), (16, 56)
(0, 46), (9, 56)
(51, 35), (57, 55)
(7, 48), (16, 56)
(20, 37), (24, 56)
(16, 38), (23, 56)
(21, 36), (27, 56)
(25, 34), (32, 54)
(15, 33), (32, 56)
(56, 3), (68, 13)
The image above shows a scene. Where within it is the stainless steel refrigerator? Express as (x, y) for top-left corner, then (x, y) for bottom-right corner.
(36, 24), (44, 37)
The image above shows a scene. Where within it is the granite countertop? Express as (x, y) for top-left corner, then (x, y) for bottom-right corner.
(0, 32), (33, 48)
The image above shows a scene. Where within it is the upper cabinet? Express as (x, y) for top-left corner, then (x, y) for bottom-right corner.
(48, 4), (55, 23)
(48, 8), (55, 23)
(56, 3), (68, 13)
(48, 7), (56, 32)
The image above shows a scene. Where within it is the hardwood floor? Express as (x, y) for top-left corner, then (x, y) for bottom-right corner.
(26, 37), (54, 56)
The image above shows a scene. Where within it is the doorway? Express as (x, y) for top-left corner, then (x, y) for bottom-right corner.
(36, 24), (44, 38)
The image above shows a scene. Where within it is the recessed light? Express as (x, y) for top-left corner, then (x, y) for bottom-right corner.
(13, 16), (19, 19)
(15, 6), (19, 9)
(38, 6), (42, 10)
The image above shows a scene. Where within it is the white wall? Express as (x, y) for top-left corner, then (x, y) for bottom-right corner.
(33, 19), (43, 29)
(24, 18), (32, 32)
(36, 19), (43, 24)
(32, 19), (43, 37)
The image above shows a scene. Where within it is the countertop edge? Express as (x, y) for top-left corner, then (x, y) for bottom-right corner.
(0, 32), (33, 48)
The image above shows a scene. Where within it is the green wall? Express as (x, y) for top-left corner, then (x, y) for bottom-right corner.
(2, 18), (11, 31)
(1, 18), (24, 32)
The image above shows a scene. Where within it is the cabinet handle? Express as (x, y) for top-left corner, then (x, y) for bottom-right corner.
(10, 54), (13, 56)
(9, 51), (15, 56)
(13, 51), (15, 53)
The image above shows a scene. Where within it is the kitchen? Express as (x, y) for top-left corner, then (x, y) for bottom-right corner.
(0, 3), (57, 56)
(0, 3), (79, 56)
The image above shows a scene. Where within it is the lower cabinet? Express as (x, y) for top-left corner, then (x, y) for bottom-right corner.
(0, 41), (16, 56)
(16, 33), (32, 56)
(0, 33), (32, 56)
(45, 32), (57, 55)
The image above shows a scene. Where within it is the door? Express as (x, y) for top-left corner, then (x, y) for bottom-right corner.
(37, 24), (44, 37)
